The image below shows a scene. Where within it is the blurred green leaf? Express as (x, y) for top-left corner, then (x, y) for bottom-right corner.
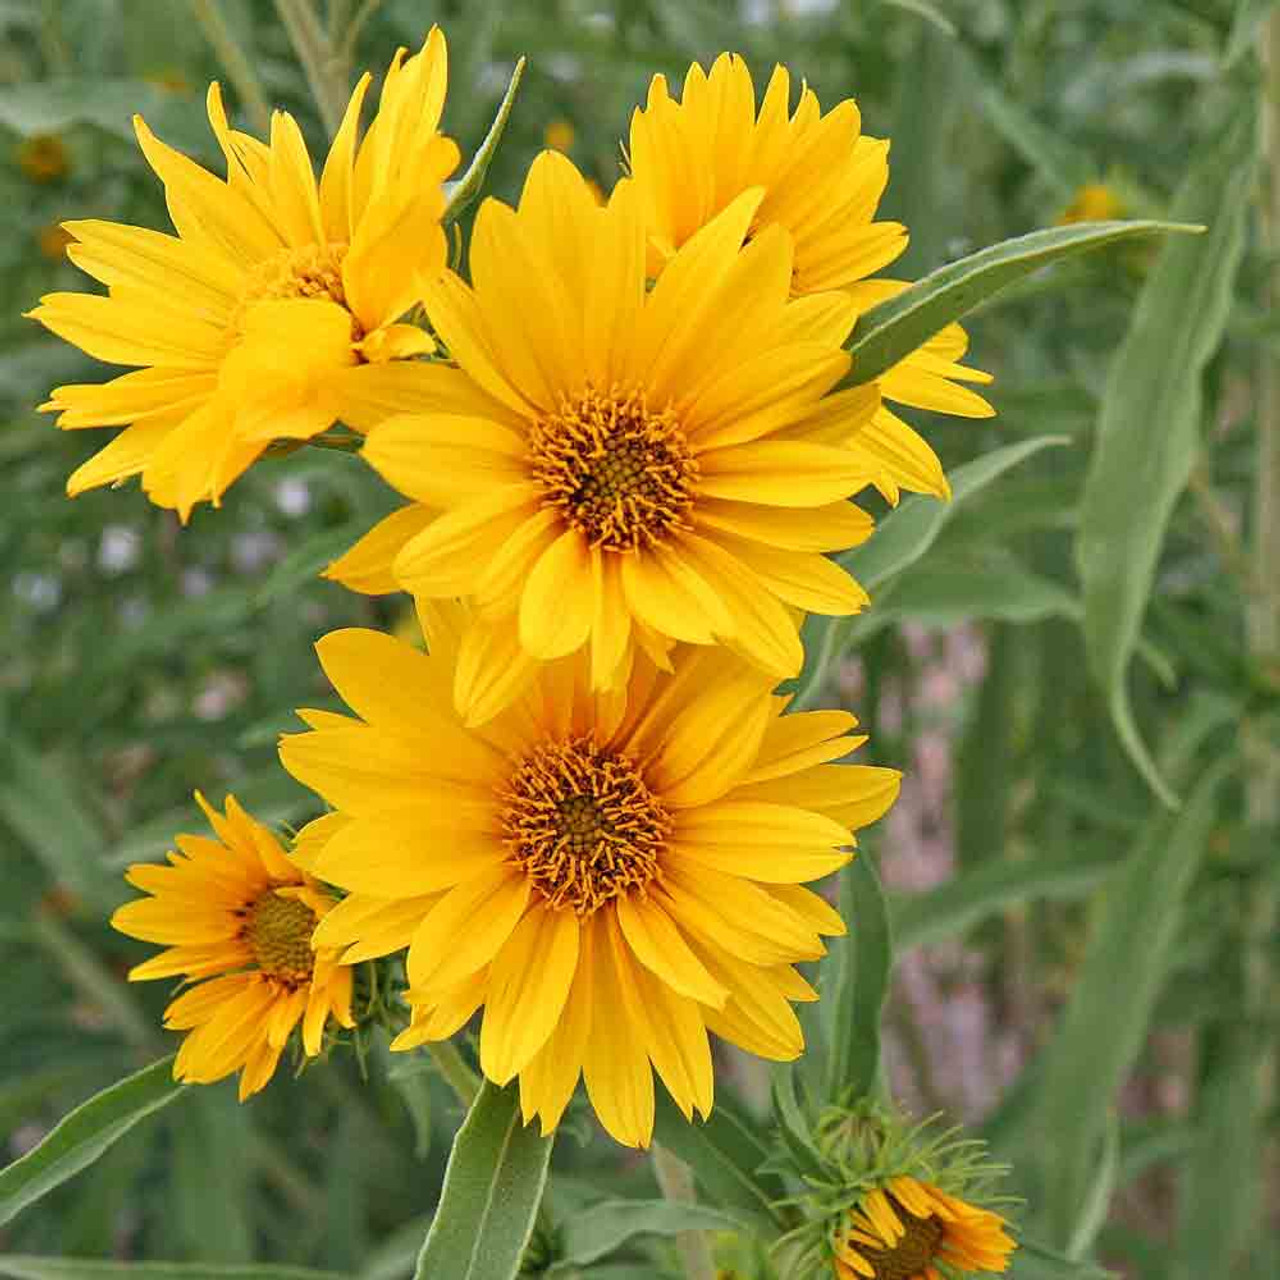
(0, 737), (113, 909)
(651, 1093), (786, 1237)
(891, 844), (1119, 951)
(414, 1079), (552, 1280)
(0, 1262), (350, 1280)
(552, 1199), (744, 1270)
(1067, 1112), (1119, 1260)
(1224, 0), (1280, 67)
(877, 0), (957, 37)
(169, 1087), (253, 1264)
(254, 521), (368, 606)
(845, 221), (1199, 387)
(384, 1052), (435, 1160)
(1172, 1033), (1262, 1277)
(1029, 760), (1230, 1246)
(824, 854), (892, 1104)
(793, 436), (1068, 708)
(0, 79), (208, 151)
(1076, 112), (1256, 808)
(0, 1057), (185, 1228)
(1008, 1240), (1116, 1279)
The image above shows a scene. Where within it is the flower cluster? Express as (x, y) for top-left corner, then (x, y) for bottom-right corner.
(44, 32), (1004, 1253)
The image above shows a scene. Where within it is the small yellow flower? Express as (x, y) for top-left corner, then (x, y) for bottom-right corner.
(18, 133), (69, 182)
(1057, 182), (1124, 224)
(111, 793), (355, 1100)
(544, 119), (575, 152)
(28, 28), (458, 521)
(833, 1175), (1015, 1280)
(329, 150), (882, 718)
(278, 602), (901, 1147)
(37, 222), (74, 260)
(625, 54), (994, 505)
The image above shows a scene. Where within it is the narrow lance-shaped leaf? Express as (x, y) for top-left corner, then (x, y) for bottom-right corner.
(443, 58), (526, 226)
(551, 1200), (746, 1271)
(824, 853), (893, 1103)
(651, 1092), (788, 1237)
(843, 220), (1200, 387)
(792, 435), (1067, 710)
(414, 1079), (552, 1280)
(1007, 1241), (1117, 1279)
(1076, 111), (1256, 807)
(1029, 759), (1230, 1247)
(0, 1057), (186, 1228)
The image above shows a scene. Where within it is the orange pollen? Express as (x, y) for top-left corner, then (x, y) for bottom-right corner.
(843, 1195), (945, 1280)
(234, 243), (356, 334)
(244, 891), (316, 985)
(527, 387), (697, 552)
(500, 736), (671, 916)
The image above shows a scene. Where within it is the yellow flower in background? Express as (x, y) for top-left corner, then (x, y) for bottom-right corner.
(833, 1176), (1015, 1280)
(17, 133), (69, 182)
(625, 54), (994, 505)
(278, 603), (900, 1147)
(28, 28), (458, 521)
(329, 150), (880, 719)
(111, 793), (354, 1100)
(544, 118), (575, 152)
(1057, 181), (1124, 224)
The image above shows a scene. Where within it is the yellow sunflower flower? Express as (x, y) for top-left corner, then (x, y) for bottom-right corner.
(111, 793), (355, 1099)
(27, 28), (458, 521)
(625, 53), (993, 505)
(833, 1175), (1015, 1280)
(1057, 181), (1124, 224)
(277, 603), (901, 1147)
(329, 149), (881, 718)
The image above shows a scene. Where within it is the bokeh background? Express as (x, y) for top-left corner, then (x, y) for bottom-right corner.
(1, 0), (1276, 1275)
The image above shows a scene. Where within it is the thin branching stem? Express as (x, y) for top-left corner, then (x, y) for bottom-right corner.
(189, 0), (272, 135)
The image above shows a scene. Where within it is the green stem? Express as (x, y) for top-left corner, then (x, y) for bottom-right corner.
(652, 1143), (717, 1280)
(273, 0), (347, 136)
(188, 0), (272, 135)
(1247, 6), (1280, 1104)
(427, 1040), (481, 1107)
(340, 0), (385, 61)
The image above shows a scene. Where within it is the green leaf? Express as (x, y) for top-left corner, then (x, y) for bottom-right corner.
(553, 1200), (745, 1270)
(1172, 1032), (1262, 1277)
(384, 1051), (435, 1159)
(1028, 761), (1229, 1246)
(0, 737), (114, 909)
(1076, 113), (1256, 808)
(1008, 1240), (1117, 1279)
(769, 1065), (825, 1180)
(254, 521), (368, 606)
(651, 1093), (786, 1237)
(793, 436), (1068, 709)
(169, 1087), (253, 1264)
(443, 58), (526, 226)
(0, 1262), (350, 1280)
(1223, 0), (1280, 68)
(891, 844), (1118, 951)
(0, 1057), (186, 1228)
(844, 221), (1199, 387)
(1067, 1113), (1119, 1260)
(414, 1079), (552, 1280)
(825, 854), (893, 1103)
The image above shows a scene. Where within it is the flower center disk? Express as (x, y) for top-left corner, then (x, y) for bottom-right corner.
(856, 1196), (945, 1280)
(501, 736), (671, 915)
(528, 387), (697, 552)
(245, 892), (317, 984)
(234, 244), (353, 333)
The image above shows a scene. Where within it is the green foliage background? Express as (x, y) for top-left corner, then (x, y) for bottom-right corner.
(0, 1), (1277, 1277)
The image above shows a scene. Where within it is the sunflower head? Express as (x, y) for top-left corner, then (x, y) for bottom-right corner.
(334, 150), (883, 720)
(776, 1103), (1016, 1280)
(28, 28), (458, 519)
(626, 54), (905, 295)
(110, 792), (355, 1099)
(277, 601), (901, 1146)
